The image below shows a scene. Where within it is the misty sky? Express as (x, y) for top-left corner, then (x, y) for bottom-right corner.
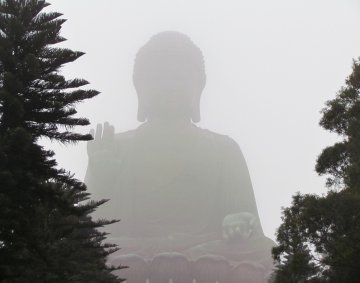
(43, 0), (360, 240)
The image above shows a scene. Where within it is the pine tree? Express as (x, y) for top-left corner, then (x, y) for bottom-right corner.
(0, 0), (124, 282)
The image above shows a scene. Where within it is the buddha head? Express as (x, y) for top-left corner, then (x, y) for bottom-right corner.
(133, 31), (206, 123)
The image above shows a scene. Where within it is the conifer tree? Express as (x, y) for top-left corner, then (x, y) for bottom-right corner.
(0, 0), (124, 282)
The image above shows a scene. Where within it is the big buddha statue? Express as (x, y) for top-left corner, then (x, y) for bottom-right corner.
(85, 31), (274, 278)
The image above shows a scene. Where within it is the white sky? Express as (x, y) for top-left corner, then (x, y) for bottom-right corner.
(43, 0), (360, 240)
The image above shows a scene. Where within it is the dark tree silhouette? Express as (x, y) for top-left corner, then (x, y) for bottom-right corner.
(0, 1), (124, 282)
(272, 59), (360, 283)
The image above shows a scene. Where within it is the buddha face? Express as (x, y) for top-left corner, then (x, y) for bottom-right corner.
(138, 56), (198, 121)
(133, 31), (206, 122)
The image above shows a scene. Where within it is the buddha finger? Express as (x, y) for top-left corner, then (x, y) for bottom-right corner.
(109, 125), (115, 146)
(103, 122), (114, 144)
(89, 128), (95, 138)
(87, 128), (96, 155)
(95, 123), (103, 141)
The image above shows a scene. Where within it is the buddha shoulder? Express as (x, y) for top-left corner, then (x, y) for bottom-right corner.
(195, 127), (243, 155)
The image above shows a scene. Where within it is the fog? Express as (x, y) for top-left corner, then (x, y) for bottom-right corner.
(43, 0), (360, 242)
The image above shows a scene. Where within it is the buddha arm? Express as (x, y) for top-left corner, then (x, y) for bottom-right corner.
(84, 122), (119, 199)
(84, 148), (119, 200)
(220, 138), (264, 235)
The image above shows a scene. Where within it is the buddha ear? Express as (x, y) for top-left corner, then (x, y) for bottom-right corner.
(191, 95), (201, 123)
(137, 97), (147, 122)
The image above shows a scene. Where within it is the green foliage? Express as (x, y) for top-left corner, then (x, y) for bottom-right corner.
(273, 192), (360, 283)
(0, 0), (98, 142)
(272, 194), (320, 283)
(316, 59), (360, 189)
(0, 1), (124, 282)
(272, 59), (360, 282)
